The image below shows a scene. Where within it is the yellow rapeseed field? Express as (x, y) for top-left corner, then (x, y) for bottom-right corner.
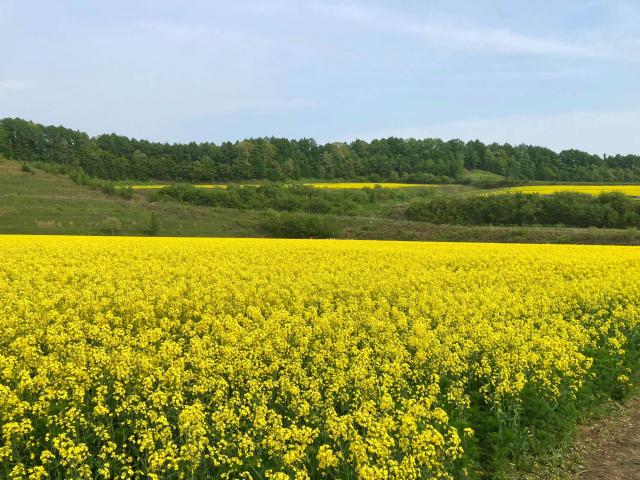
(1, 236), (639, 479)
(130, 184), (228, 190)
(492, 184), (640, 196)
(302, 183), (437, 189)
(129, 183), (435, 190)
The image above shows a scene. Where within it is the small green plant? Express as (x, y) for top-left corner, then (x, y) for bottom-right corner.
(100, 182), (116, 195)
(117, 186), (134, 199)
(147, 212), (161, 236)
(21, 162), (34, 174)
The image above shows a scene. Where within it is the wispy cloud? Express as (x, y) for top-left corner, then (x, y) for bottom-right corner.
(354, 110), (640, 155)
(311, 2), (612, 57)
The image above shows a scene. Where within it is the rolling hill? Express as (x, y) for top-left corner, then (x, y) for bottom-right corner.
(3, 158), (640, 244)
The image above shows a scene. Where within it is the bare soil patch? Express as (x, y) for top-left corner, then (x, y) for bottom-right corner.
(573, 398), (640, 479)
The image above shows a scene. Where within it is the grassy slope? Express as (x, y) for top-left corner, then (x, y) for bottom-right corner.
(0, 159), (264, 236)
(3, 158), (640, 244)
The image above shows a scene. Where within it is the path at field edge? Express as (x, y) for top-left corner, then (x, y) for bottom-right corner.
(573, 397), (640, 479)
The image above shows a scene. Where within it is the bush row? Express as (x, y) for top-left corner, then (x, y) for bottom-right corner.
(406, 192), (640, 228)
(153, 183), (427, 216)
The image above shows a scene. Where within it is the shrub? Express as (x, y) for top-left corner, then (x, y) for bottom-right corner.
(100, 182), (116, 195)
(100, 216), (122, 235)
(260, 211), (339, 238)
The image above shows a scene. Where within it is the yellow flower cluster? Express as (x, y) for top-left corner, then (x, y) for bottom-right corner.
(129, 182), (435, 190)
(0, 236), (638, 479)
(492, 184), (640, 196)
(302, 183), (437, 189)
(130, 184), (229, 190)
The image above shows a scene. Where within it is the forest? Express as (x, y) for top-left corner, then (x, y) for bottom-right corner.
(2, 117), (640, 183)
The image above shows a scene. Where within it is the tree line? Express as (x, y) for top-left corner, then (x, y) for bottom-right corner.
(2, 117), (640, 183)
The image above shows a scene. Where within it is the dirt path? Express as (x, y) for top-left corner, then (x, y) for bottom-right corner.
(573, 398), (640, 479)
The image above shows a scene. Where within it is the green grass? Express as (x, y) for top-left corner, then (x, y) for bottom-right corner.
(0, 159), (264, 236)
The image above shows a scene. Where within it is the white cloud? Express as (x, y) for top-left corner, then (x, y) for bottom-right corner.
(354, 110), (640, 155)
(310, 2), (613, 57)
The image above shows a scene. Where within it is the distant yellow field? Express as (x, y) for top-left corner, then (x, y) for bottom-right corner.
(130, 184), (228, 190)
(303, 182), (436, 189)
(129, 182), (437, 190)
(492, 185), (640, 196)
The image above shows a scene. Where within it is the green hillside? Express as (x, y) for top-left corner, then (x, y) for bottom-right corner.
(0, 159), (264, 236)
(3, 158), (640, 245)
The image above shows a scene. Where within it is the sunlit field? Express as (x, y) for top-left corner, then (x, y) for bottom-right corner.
(491, 184), (640, 196)
(303, 182), (438, 189)
(128, 182), (437, 190)
(130, 184), (229, 190)
(1, 236), (638, 479)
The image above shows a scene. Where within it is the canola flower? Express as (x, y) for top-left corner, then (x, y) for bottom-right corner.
(491, 184), (640, 196)
(130, 184), (229, 190)
(301, 183), (438, 189)
(128, 182), (437, 190)
(0, 236), (638, 479)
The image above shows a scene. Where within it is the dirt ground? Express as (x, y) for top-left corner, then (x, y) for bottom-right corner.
(572, 398), (640, 479)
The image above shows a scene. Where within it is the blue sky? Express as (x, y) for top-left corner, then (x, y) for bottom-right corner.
(1, 0), (639, 154)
